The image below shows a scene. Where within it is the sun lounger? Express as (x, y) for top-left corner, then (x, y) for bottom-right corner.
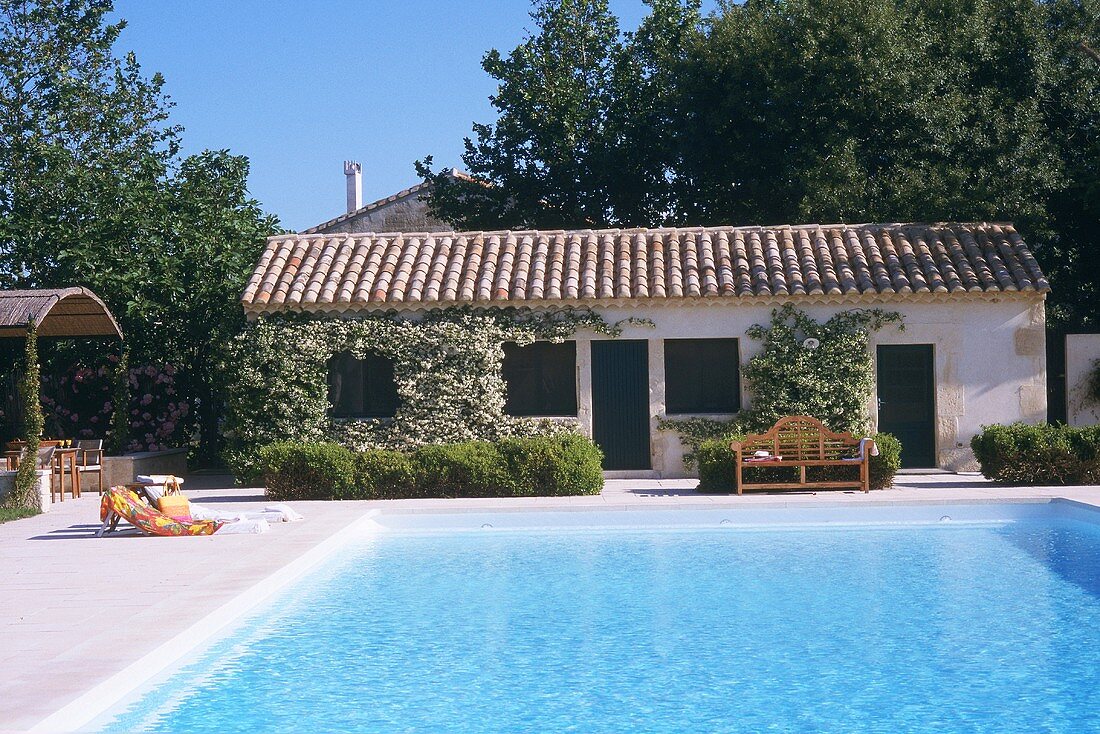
(96, 486), (223, 537)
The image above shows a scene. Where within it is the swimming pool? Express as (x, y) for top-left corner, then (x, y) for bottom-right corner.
(93, 502), (1100, 732)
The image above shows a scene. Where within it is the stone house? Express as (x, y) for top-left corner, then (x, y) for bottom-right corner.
(303, 162), (470, 235)
(242, 222), (1048, 475)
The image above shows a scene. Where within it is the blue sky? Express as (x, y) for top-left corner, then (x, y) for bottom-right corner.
(110, 1), (705, 232)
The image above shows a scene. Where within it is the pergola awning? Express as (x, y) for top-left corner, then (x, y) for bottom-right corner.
(0, 287), (123, 339)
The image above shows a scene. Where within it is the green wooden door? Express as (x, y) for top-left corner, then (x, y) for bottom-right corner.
(876, 344), (936, 468)
(591, 340), (651, 470)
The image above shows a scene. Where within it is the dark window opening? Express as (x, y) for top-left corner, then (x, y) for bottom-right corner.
(503, 341), (577, 417)
(664, 338), (741, 414)
(327, 351), (400, 418)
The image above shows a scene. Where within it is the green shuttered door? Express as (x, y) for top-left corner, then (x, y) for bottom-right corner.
(876, 344), (936, 468)
(591, 340), (651, 470)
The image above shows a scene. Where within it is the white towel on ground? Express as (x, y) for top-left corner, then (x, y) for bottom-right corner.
(189, 503), (304, 524)
(217, 518), (271, 534)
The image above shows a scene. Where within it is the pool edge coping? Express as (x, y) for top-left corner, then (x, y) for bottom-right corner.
(29, 511), (386, 734)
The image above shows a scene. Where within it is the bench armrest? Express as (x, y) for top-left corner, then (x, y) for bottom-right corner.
(858, 438), (878, 461)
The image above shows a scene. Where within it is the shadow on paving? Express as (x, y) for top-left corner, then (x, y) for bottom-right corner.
(622, 488), (704, 497)
(893, 480), (995, 490)
(680, 489), (864, 497)
(27, 523), (141, 541)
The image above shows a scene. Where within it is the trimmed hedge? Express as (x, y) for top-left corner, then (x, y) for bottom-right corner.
(260, 434), (604, 500)
(971, 422), (1100, 485)
(696, 437), (742, 494)
(696, 432), (901, 492)
(355, 449), (417, 499)
(414, 442), (515, 498)
(259, 442), (358, 501)
(869, 433), (902, 489)
(505, 434), (606, 496)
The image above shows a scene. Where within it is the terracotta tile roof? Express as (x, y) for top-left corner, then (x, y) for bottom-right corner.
(242, 222), (1049, 313)
(301, 170), (478, 235)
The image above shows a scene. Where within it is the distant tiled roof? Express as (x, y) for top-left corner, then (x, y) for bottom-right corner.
(242, 222), (1049, 314)
(302, 170), (477, 235)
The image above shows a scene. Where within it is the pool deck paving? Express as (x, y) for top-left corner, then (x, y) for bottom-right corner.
(2, 473), (1100, 732)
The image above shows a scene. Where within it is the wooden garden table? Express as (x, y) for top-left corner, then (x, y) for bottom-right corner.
(53, 447), (81, 499)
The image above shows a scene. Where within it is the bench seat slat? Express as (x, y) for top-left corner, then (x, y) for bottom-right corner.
(739, 481), (865, 490)
(741, 459), (862, 466)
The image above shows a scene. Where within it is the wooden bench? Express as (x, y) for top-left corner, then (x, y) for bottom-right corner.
(730, 416), (874, 494)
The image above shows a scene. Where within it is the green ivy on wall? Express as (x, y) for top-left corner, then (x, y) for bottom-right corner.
(10, 327), (43, 511)
(1086, 358), (1100, 406)
(742, 304), (903, 433)
(223, 307), (624, 479)
(660, 304), (903, 466)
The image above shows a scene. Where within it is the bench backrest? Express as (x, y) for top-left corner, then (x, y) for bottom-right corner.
(735, 415), (860, 461)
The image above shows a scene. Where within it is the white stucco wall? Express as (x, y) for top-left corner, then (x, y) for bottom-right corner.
(1066, 334), (1100, 426)
(567, 296), (1046, 477)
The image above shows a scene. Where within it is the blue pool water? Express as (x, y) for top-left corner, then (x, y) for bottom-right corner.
(100, 510), (1100, 733)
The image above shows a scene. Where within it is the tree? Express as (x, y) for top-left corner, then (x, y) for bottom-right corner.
(0, 0), (179, 288)
(417, 0), (702, 230)
(422, 0), (1100, 334)
(0, 0), (278, 461)
(1037, 0), (1100, 331)
(154, 150), (278, 456)
(673, 0), (1061, 229)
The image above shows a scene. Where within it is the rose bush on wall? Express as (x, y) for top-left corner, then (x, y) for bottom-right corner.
(223, 307), (625, 480)
(39, 358), (190, 452)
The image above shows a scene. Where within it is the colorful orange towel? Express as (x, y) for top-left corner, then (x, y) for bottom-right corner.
(100, 486), (221, 536)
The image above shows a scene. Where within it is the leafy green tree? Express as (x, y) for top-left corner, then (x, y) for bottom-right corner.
(422, 0), (1100, 338)
(420, 0), (624, 229)
(0, 0), (179, 287)
(602, 0), (700, 225)
(674, 0), (1061, 228)
(156, 151), (277, 456)
(1038, 0), (1100, 330)
(0, 0), (278, 461)
(417, 0), (701, 229)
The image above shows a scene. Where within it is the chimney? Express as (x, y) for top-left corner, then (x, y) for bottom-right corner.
(344, 161), (362, 213)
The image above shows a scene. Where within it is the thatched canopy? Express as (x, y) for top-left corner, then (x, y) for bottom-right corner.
(0, 288), (122, 339)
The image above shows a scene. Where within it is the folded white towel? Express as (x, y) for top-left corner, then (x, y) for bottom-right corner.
(858, 438), (880, 461)
(217, 518), (270, 534)
(189, 503), (240, 522)
(189, 503), (305, 524)
(263, 503), (304, 522)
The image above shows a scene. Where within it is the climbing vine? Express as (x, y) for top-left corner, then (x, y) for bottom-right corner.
(660, 304), (903, 466)
(223, 307), (626, 479)
(742, 304), (903, 433)
(10, 327), (43, 511)
(1086, 358), (1100, 405)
